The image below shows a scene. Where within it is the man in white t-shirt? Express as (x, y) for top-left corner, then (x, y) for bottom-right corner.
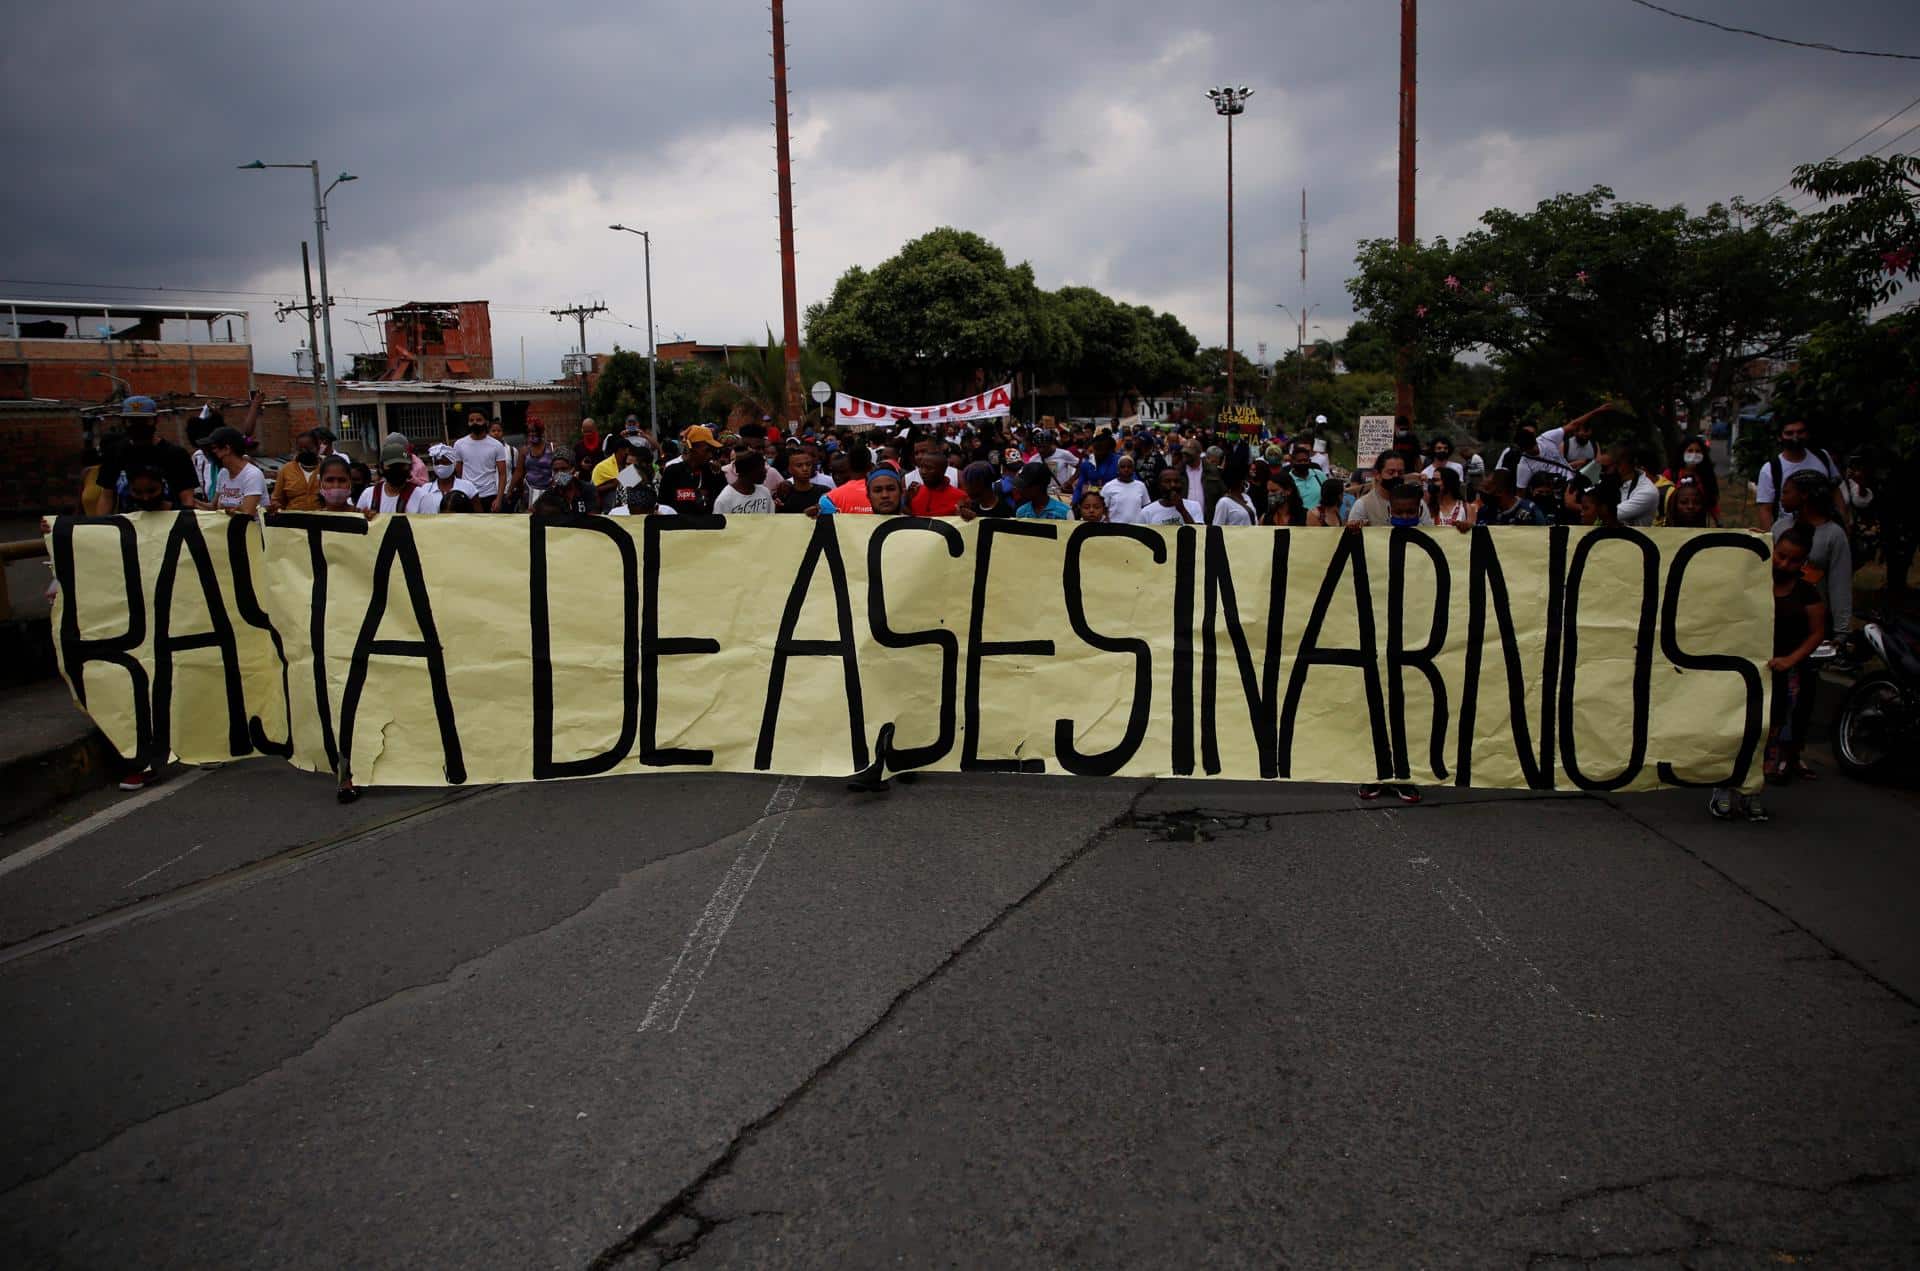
(1420, 436), (1466, 484)
(1535, 404), (1607, 472)
(1099, 453), (1151, 524)
(712, 453), (776, 515)
(1136, 466), (1203, 525)
(451, 410), (510, 511)
(203, 426), (266, 514)
(1754, 418), (1842, 531)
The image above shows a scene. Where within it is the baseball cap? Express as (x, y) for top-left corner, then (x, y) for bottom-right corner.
(1314, 415), (1328, 425)
(682, 424), (718, 447)
(120, 395), (158, 419)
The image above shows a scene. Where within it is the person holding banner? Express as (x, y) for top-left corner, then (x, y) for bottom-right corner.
(203, 426), (266, 516)
(905, 441), (966, 517)
(1345, 453), (1432, 527)
(357, 434), (437, 516)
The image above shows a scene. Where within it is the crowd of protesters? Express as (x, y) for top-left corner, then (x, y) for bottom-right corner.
(88, 396), (1881, 820)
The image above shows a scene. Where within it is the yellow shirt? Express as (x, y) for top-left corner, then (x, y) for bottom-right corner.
(273, 460), (323, 511)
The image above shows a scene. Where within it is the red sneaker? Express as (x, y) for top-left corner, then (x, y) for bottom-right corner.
(117, 769), (153, 792)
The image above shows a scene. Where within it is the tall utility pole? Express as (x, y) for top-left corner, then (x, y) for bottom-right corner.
(299, 242), (325, 416)
(1208, 86), (1252, 407)
(550, 302), (608, 417)
(770, 0), (804, 430)
(274, 244), (329, 422)
(1395, 0), (1418, 423)
(1298, 189), (1309, 398)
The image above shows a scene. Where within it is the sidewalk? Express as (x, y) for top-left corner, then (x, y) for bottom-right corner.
(0, 678), (115, 830)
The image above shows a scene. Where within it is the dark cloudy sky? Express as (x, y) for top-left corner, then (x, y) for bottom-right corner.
(2, 0), (1914, 383)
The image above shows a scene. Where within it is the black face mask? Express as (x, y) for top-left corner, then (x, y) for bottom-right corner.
(1380, 475), (1404, 492)
(385, 465), (411, 485)
(297, 452), (319, 469)
(470, 424), (487, 436)
(1773, 566), (1801, 583)
(128, 495), (166, 511)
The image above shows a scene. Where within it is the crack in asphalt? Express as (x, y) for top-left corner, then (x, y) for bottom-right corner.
(0, 789), (830, 1204)
(1505, 1168), (1919, 1267)
(1602, 795), (1920, 1013)
(586, 778), (1162, 1270)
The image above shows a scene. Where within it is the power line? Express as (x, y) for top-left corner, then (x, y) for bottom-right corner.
(1761, 91), (1920, 203)
(0, 278), (557, 315)
(1620, 0), (1920, 61)
(1781, 116), (1920, 210)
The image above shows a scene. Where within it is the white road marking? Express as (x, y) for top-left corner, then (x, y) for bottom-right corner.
(1400, 826), (1605, 1021)
(639, 775), (806, 1035)
(0, 768), (212, 883)
(124, 843), (203, 889)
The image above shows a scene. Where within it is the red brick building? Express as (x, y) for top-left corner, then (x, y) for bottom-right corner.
(0, 300), (257, 512)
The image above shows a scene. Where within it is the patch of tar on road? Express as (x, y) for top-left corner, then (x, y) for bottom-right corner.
(1121, 808), (1274, 843)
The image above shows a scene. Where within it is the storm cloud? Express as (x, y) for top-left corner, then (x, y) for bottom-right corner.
(2, 0), (1913, 381)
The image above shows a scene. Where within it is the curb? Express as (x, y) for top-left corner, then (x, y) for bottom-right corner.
(0, 727), (121, 834)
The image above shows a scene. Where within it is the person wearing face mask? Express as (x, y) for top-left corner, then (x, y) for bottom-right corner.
(451, 409), (510, 511)
(1661, 435), (1720, 524)
(270, 430), (329, 511)
(1347, 454), (1433, 527)
(356, 433), (438, 515)
(203, 425), (266, 515)
(97, 396), (198, 511)
(1285, 439), (1329, 515)
(531, 450), (597, 518)
(1755, 418), (1841, 532)
(314, 455), (357, 513)
(426, 444), (479, 510)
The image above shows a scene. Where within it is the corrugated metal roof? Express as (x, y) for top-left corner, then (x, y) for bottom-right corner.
(335, 379), (577, 395)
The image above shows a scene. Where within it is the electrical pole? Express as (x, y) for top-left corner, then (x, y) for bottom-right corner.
(274, 243), (328, 428)
(1395, 0), (1418, 424)
(550, 302), (608, 420)
(1299, 189), (1308, 401)
(771, 0), (804, 431)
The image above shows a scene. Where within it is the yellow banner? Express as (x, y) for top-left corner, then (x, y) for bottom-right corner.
(48, 513), (1772, 792)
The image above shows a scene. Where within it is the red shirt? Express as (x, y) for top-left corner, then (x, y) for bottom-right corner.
(906, 481), (967, 517)
(827, 481), (873, 514)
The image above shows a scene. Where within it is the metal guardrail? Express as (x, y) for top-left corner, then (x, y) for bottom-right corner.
(0, 537), (49, 622)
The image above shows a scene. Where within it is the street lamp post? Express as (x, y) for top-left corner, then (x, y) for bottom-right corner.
(1207, 85), (1251, 407)
(240, 161), (356, 436)
(609, 224), (659, 440)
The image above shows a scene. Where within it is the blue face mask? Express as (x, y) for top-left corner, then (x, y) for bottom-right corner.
(1389, 514), (1422, 528)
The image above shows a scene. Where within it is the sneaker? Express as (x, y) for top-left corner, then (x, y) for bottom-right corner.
(117, 769), (153, 792)
(1744, 795), (1771, 823)
(1393, 784), (1423, 805)
(336, 784), (361, 805)
(1708, 789), (1736, 820)
(1357, 783), (1385, 800)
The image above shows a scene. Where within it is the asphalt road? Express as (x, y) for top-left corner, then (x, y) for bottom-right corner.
(0, 751), (1916, 1269)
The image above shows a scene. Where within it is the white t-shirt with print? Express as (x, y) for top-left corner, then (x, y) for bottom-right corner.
(451, 435), (510, 497)
(713, 483), (775, 515)
(211, 462), (267, 511)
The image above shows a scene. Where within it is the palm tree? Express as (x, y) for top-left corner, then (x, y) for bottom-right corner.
(699, 326), (842, 429)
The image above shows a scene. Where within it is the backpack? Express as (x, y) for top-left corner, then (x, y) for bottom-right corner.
(1766, 448), (1837, 506)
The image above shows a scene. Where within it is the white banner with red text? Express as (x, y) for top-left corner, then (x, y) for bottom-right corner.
(834, 383), (1014, 429)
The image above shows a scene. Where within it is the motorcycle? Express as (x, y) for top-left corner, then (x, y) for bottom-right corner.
(1833, 614), (1920, 781)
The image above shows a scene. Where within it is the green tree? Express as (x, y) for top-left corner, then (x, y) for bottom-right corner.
(805, 228), (1065, 400)
(698, 327), (841, 428)
(589, 348), (718, 433)
(1349, 186), (1847, 461)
